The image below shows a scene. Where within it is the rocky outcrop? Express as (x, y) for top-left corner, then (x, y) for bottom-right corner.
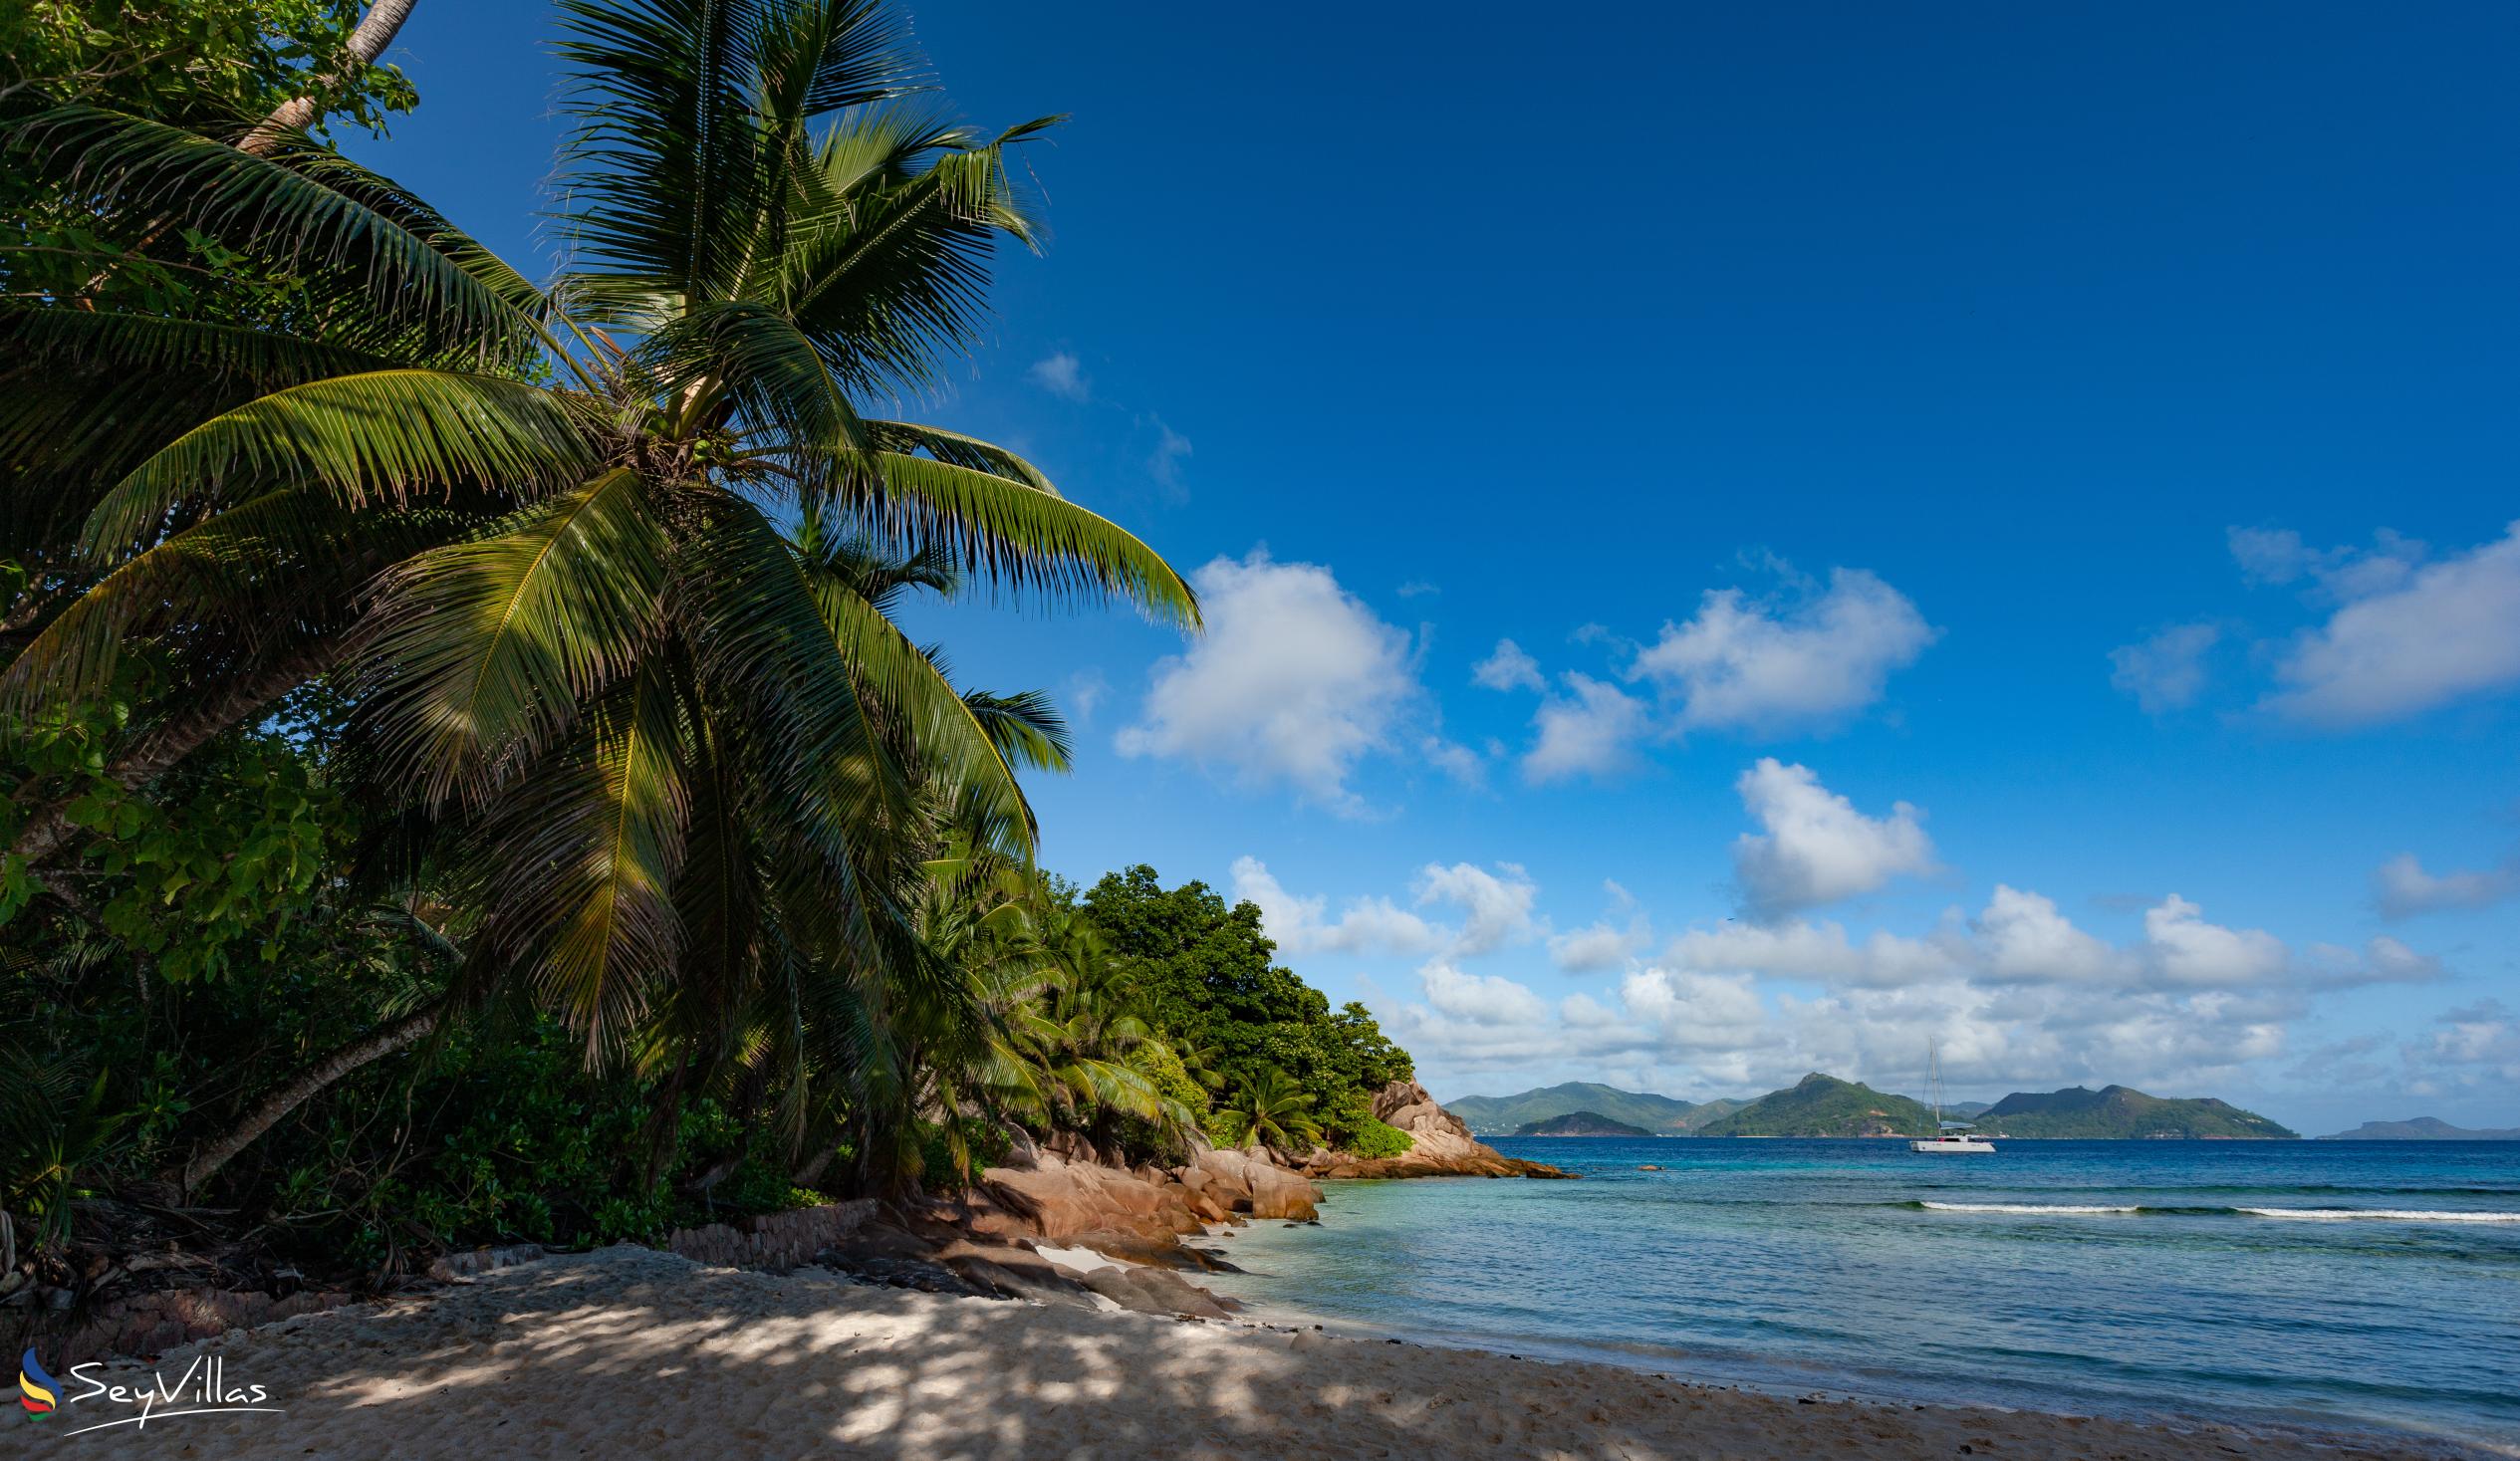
(19, 1285), (354, 1365)
(966, 1143), (1321, 1252)
(1307, 1081), (1572, 1179)
(663, 1199), (881, 1271)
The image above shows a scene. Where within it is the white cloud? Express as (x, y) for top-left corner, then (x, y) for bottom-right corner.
(1549, 920), (1648, 973)
(1419, 736), (1485, 786)
(1232, 857), (1541, 960)
(2139, 894), (2288, 988)
(2229, 525), (2427, 602)
(2298, 935), (2442, 991)
(1471, 638), (1546, 692)
(1522, 673), (1652, 783)
(1730, 759), (1936, 919)
(2261, 521), (2520, 726)
(1415, 862), (1542, 956)
(2109, 622), (2220, 714)
(1230, 856), (1445, 956)
(1146, 417), (1192, 493)
(1544, 880), (1651, 973)
(1118, 551), (1418, 810)
(1973, 884), (2120, 983)
(1667, 916), (1966, 989)
(1064, 668), (1108, 724)
(2373, 851), (2520, 919)
(1419, 961), (1549, 1026)
(1630, 567), (1935, 734)
(1027, 351), (1089, 401)
(1395, 580), (1439, 599)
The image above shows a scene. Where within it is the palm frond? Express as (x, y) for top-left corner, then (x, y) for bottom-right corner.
(4, 104), (547, 353)
(837, 450), (1198, 625)
(357, 468), (668, 805)
(81, 369), (595, 557)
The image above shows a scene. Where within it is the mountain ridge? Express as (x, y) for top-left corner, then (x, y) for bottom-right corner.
(1512, 1110), (1655, 1137)
(2318, 1116), (2520, 1140)
(1450, 1078), (2292, 1138)
(1980, 1085), (2295, 1139)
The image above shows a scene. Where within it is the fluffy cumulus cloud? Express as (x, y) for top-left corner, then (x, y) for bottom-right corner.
(1370, 866), (2456, 1101)
(2108, 621), (2220, 713)
(1522, 673), (1653, 783)
(1730, 759), (1936, 919)
(1416, 861), (1543, 955)
(1418, 961), (1550, 1026)
(2372, 851), (2520, 919)
(1973, 885), (2117, 983)
(2139, 894), (2287, 987)
(1118, 551), (1421, 811)
(1232, 857), (1540, 959)
(2257, 521), (2520, 726)
(1629, 567), (1936, 734)
(1471, 638), (1545, 692)
(2229, 526), (2427, 602)
(1027, 351), (1089, 400)
(1230, 856), (1443, 956)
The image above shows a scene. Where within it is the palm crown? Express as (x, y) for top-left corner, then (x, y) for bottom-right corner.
(2, 0), (1197, 1103)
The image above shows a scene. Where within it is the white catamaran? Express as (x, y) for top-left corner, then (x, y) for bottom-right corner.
(1909, 1039), (1995, 1153)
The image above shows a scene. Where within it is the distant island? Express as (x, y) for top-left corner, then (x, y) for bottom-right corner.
(1699, 1074), (1932, 1137)
(1511, 1110), (1654, 1137)
(1449, 1082), (1741, 1136)
(2319, 1116), (2520, 1140)
(1457, 1076), (2296, 1138)
(1978, 1085), (2296, 1139)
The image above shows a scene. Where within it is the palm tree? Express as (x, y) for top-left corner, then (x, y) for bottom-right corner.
(1210, 1068), (1322, 1155)
(0, 0), (1196, 1192)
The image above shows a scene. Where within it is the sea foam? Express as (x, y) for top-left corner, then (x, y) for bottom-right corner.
(1919, 1201), (2140, 1215)
(2237, 1208), (2520, 1223)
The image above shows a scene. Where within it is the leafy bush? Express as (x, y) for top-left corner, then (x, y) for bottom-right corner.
(1343, 1117), (1414, 1160)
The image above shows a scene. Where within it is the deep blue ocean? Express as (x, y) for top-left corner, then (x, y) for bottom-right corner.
(1197, 1139), (2520, 1453)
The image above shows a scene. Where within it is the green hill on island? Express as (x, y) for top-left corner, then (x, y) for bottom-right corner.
(1697, 1074), (1935, 1137)
(1511, 1110), (1654, 1137)
(2319, 1116), (2520, 1140)
(1980, 1086), (2296, 1138)
(1447, 1083), (1738, 1135)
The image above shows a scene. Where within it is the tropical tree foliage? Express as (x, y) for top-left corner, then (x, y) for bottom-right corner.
(0, 0), (1424, 1306)
(0, 0), (1199, 1238)
(1080, 865), (1416, 1151)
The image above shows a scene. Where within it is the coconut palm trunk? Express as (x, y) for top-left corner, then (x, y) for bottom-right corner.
(239, 0), (423, 155)
(172, 1000), (443, 1195)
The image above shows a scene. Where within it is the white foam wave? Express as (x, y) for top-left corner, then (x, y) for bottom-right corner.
(1919, 1201), (2139, 1215)
(2238, 1208), (2520, 1224)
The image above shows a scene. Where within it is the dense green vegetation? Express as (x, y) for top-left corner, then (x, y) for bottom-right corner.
(1979, 1087), (2297, 1139)
(1449, 1083), (1735, 1135)
(1080, 866), (1414, 1152)
(1510, 1111), (1651, 1137)
(0, 0), (1411, 1291)
(1696, 1074), (1935, 1137)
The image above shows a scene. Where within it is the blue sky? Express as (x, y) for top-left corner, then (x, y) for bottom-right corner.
(358, 2), (2520, 1132)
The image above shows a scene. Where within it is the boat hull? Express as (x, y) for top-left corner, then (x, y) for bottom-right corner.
(1909, 1138), (1996, 1153)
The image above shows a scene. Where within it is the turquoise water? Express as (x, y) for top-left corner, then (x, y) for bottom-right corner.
(1197, 1139), (2520, 1452)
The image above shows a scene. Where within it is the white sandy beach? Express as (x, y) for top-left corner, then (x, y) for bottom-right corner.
(22, 1246), (2481, 1461)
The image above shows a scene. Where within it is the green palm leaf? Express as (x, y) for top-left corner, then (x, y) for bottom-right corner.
(81, 369), (596, 557)
(357, 468), (668, 805)
(840, 450), (1197, 625)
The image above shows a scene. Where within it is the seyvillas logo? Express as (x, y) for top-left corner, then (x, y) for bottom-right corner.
(14, 1352), (283, 1437)
(19, 1349), (58, 1417)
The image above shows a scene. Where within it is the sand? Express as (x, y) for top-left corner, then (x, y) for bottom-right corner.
(20, 1246), (2483, 1460)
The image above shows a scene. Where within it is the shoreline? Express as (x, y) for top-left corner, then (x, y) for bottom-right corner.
(56, 1245), (2491, 1460)
(1194, 1271), (2501, 1461)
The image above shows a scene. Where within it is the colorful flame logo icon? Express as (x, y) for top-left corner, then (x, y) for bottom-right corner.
(19, 1348), (58, 1417)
